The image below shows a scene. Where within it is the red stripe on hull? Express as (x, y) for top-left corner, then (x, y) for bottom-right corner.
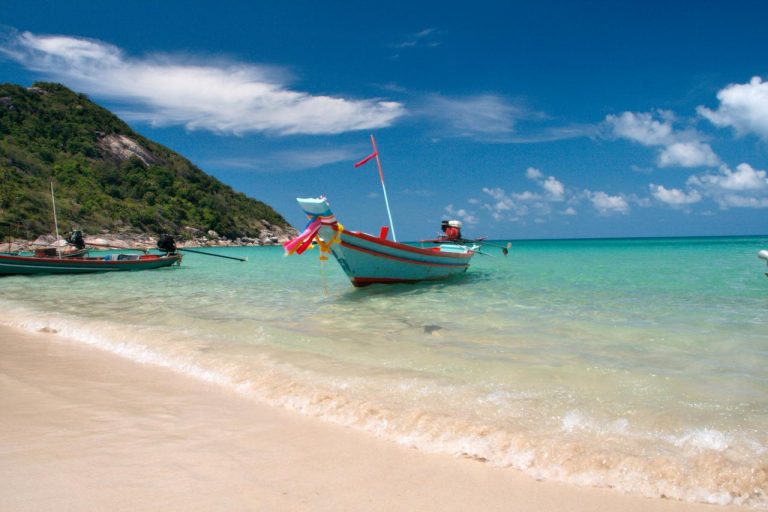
(0, 254), (173, 266)
(343, 230), (473, 259)
(0, 253), (182, 275)
(351, 276), (459, 287)
(340, 240), (469, 268)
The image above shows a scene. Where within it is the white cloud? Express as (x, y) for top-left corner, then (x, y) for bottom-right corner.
(649, 184), (702, 206)
(586, 191), (629, 214)
(206, 147), (356, 172)
(418, 96), (596, 143)
(605, 110), (719, 168)
(698, 76), (768, 139)
(513, 191), (541, 201)
(605, 111), (674, 146)
(562, 207), (577, 216)
(688, 163), (768, 192)
(482, 187), (508, 202)
(542, 176), (565, 200)
(481, 187), (521, 220)
(480, 168), (570, 222)
(481, 187), (516, 220)
(393, 28), (440, 49)
(658, 141), (720, 168)
(716, 195), (768, 208)
(1, 31), (405, 135)
(525, 167), (565, 200)
(16, 34), (122, 63)
(526, 167), (543, 180)
(631, 194), (652, 208)
(685, 163), (768, 209)
(500, 124), (601, 143)
(421, 93), (521, 137)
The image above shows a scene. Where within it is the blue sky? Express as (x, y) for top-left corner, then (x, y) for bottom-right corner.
(1, 1), (767, 240)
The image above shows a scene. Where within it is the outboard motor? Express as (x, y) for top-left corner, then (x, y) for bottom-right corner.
(157, 234), (177, 254)
(445, 219), (463, 240)
(759, 250), (768, 264)
(65, 230), (86, 250)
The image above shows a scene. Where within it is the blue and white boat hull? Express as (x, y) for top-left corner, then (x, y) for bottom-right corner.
(295, 197), (474, 287)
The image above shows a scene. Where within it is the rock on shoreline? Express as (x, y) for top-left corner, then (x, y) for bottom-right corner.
(2, 224), (298, 253)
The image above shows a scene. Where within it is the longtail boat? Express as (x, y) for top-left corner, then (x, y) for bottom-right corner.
(0, 252), (181, 275)
(285, 197), (475, 286)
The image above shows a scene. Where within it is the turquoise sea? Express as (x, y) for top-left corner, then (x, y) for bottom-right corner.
(2, 235), (767, 507)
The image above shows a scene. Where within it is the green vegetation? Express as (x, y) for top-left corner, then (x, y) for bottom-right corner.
(0, 82), (291, 239)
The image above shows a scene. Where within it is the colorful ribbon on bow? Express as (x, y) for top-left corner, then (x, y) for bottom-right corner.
(283, 214), (343, 260)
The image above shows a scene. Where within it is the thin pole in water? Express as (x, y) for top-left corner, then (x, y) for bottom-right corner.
(370, 134), (397, 242)
(50, 181), (60, 253)
(179, 247), (248, 262)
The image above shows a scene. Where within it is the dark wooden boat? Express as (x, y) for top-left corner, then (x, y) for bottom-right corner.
(0, 252), (182, 275)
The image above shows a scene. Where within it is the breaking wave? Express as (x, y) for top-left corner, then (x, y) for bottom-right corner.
(2, 301), (766, 509)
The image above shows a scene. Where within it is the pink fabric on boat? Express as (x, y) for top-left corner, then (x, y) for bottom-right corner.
(283, 218), (322, 255)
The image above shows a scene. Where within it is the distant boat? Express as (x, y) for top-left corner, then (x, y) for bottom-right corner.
(0, 252), (181, 275)
(285, 197), (475, 287)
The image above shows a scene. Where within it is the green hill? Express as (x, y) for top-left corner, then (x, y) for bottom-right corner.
(0, 82), (293, 240)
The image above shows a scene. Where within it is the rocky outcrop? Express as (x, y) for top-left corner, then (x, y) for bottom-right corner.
(3, 223), (297, 253)
(97, 133), (160, 166)
(176, 221), (296, 248)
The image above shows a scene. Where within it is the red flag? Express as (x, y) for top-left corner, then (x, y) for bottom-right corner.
(354, 151), (377, 168)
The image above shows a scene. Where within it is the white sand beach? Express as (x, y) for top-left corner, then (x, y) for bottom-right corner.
(0, 324), (749, 512)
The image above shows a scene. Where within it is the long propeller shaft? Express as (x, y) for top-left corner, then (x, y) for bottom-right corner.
(178, 247), (247, 262)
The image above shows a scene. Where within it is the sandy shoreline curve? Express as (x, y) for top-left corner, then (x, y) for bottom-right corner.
(0, 324), (747, 512)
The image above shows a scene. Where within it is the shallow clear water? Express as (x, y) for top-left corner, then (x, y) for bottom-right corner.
(2, 236), (768, 507)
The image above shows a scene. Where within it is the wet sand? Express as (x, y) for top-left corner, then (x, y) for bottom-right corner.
(0, 325), (747, 512)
